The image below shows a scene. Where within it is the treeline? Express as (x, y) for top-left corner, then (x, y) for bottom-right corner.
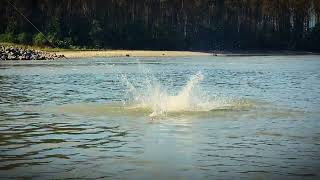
(0, 0), (319, 51)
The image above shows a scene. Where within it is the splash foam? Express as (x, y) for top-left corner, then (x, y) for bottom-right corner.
(120, 71), (232, 117)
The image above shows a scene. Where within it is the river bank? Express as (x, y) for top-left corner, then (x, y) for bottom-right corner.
(56, 50), (320, 59)
(1, 43), (319, 60)
(0, 43), (211, 59)
(56, 50), (211, 58)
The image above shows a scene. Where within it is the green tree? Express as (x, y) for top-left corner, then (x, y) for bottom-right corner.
(17, 32), (31, 44)
(33, 33), (47, 46)
(0, 32), (16, 43)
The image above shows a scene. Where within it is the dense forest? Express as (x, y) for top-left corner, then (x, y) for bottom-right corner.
(0, 0), (319, 51)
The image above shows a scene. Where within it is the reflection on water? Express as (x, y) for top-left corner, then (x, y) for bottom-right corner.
(1, 56), (320, 179)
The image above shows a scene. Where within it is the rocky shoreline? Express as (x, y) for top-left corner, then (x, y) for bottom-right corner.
(0, 46), (65, 60)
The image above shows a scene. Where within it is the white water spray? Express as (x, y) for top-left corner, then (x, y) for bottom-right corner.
(54, 67), (256, 118)
(120, 71), (231, 117)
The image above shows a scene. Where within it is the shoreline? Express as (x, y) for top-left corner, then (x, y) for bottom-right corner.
(55, 50), (212, 58)
(1, 44), (320, 60)
(56, 50), (320, 59)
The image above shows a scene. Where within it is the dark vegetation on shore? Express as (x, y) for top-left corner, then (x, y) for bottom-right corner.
(0, 0), (319, 51)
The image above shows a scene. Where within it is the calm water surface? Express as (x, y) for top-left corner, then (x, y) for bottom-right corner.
(0, 56), (320, 179)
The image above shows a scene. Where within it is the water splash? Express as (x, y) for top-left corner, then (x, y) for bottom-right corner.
(51, 68), (261, 118)
(120, 71), (234, 117)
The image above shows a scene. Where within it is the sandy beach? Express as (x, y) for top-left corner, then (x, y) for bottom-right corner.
(56, 50), (212, 58)
(55, 50), (319, 59)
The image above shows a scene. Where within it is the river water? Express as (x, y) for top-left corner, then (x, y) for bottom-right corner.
(0, 56), (319, 179)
